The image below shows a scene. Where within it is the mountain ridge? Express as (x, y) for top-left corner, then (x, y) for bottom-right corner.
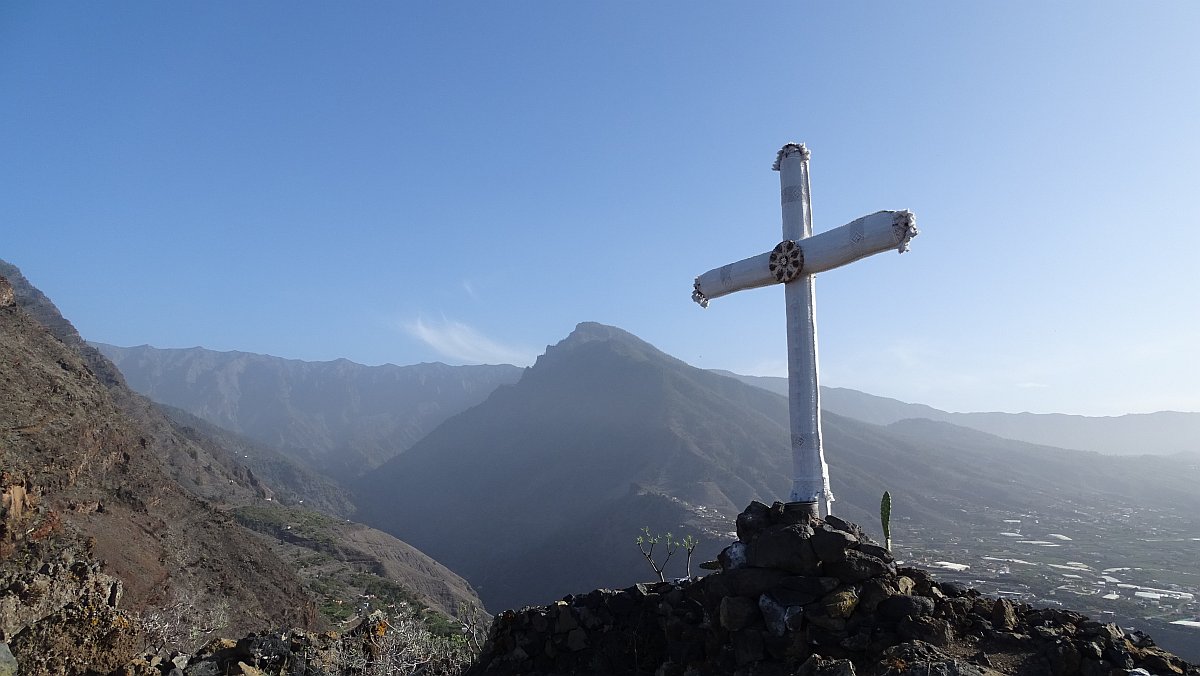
(714, 372), (1200, 455)
(93, 341), (524, 480)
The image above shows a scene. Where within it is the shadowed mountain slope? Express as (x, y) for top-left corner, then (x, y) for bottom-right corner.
(354, 322), (794, 610)
(94, 342), (524, 480)
(355, 322), (1200, 616)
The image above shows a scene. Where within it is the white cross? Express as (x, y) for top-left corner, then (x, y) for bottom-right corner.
(692, 143), (918, 518)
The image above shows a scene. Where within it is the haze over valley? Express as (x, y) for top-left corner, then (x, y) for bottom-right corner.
(78, 293), (1200, 660)
(4, 255), (1199, 668)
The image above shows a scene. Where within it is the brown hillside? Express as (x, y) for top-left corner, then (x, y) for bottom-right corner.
(0, 266), (312, 641)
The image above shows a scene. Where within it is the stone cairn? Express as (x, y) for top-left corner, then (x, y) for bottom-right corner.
(469, 501), (1198, 676)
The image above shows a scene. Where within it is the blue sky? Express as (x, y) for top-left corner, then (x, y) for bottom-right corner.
(3, 3), (1198, 416)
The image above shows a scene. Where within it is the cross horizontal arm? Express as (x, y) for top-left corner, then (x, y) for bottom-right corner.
(692, 210), (916, 308)
(691, 251), (775, 307)
(802, 209), (917, 274)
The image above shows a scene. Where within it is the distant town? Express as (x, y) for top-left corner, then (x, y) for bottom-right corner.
(897, 494), (1199, 660)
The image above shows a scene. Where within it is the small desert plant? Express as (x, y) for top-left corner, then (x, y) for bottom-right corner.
(456, 601), (488, 653)
(635, 527), (678, 582)
(636, 529), (702, 581)
(680, 534), (698, 578)
(880, 491), (892, 552)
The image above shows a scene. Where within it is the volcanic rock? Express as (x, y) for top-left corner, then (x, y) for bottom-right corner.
(467, 502), (1199, 676)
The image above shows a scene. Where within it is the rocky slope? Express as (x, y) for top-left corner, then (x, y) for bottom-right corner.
(157, 404), (356, 518)
(2, 260), (494, 674)
(232, 503), (483, 621)
(94, 342), (523, 481)
(0, 550), (142, 675)
(1, 260), (276, 510)
(1, 265), (314, 655)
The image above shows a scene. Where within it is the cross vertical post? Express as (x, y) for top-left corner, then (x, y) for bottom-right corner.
(777, 144), (831, 517)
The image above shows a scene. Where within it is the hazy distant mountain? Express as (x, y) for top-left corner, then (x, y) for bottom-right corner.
(713, 372), (1200, 456)
(356, 323), (1200, 612)
(94, 342), (523, 480)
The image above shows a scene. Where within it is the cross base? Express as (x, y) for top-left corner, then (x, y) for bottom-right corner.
(783, 501), (820, 523)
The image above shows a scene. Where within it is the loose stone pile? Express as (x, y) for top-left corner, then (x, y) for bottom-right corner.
(469, 501), (1199, 676)
(0, 552), (140, 675)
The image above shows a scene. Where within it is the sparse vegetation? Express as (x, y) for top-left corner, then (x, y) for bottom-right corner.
(234, 504), (341, 547)
(232, 502), (484, 651)
(680, 534), (698, 578)
(140, 589), (231, 653)
(333, 612), (478, 676)
(636, 527), (700, 581)
(636, 527), (677, 582)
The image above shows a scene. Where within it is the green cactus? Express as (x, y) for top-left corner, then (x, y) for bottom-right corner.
(880, 491), (893, 552)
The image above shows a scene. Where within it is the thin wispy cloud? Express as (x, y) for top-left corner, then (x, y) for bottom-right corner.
(404, 316), (535, 366)
(461, 279), (479, 301)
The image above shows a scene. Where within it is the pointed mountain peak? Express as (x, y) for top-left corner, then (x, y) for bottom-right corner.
(534, 322), (682, 372)
(563, 321), (644, 345)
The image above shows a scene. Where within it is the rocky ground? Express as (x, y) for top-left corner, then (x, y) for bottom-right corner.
(1, 549), (140, 675)
(3, 501), (1196, 675)
(114, 612), (475, 676)
(468, 501), (1199, 676)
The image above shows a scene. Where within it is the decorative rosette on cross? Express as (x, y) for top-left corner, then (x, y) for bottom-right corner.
(768, 240), (804, 282)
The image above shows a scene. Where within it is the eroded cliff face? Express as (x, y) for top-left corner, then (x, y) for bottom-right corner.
(0, 268), (315, 667)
